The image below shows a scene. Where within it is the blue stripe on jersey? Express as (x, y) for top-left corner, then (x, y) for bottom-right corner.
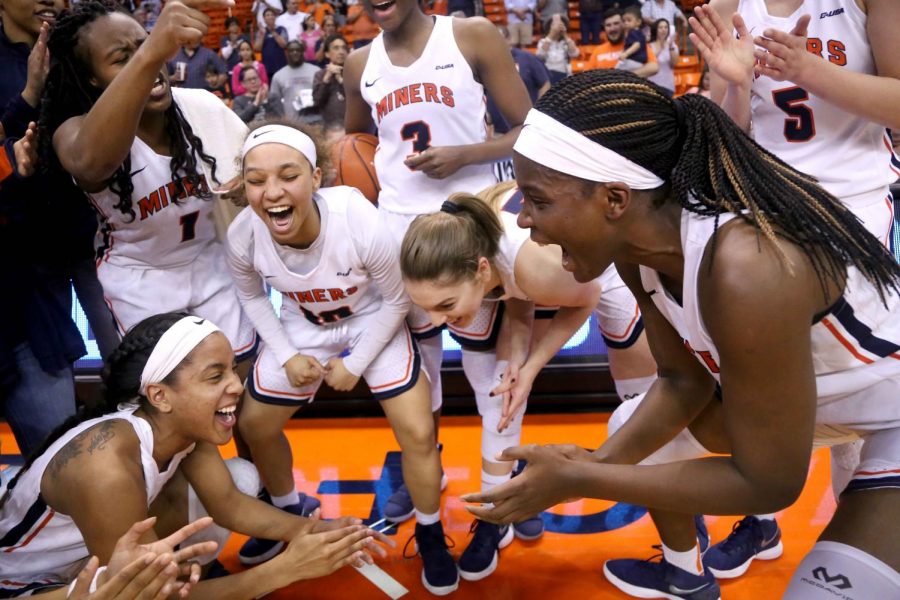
(845, 475), (900, 493)
(0, 496), (49, 550)
(830, 297), (900, 358)
(502, 189), (525, 214)
(602, 317), (645, 350)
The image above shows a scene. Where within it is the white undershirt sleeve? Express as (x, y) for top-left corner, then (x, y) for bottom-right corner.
(226, 216), (298, 367)
(342, 206), (411, 376)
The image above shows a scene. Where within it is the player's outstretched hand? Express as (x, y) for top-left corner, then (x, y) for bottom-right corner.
(13, 122), (39, 178)
(462, 444), (588, 524)
(278, 522), (377, 581)
(753, 15), (814, 83)
(689, 4), (756, 87)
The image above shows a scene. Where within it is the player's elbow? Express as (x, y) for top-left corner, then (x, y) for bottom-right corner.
(747, 470), (806, 513)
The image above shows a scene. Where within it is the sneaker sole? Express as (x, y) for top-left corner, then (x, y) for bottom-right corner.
(385, 474), (450, 524)
(707, 541), (784, 580)
(513, 526), (544, 541)
(237, 540), (285, 566)
(458, 526), (514, 581)
(420, 568), (459, 596)
(603, 563), (721, 600)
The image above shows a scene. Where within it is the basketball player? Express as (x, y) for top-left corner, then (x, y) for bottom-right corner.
(399, 184), (600, 579)
(686, 0), (900, 576)
(39, 0), (258, 371)
(342, 0), (532, 558)
(0, 312), (387, 597)
(226, 122), (457, 595)
(464, 70), (900, 600)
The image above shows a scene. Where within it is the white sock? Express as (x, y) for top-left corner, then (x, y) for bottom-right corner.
(415, 510), (441, 526)
(271, 490), (300, 509)
(754, 513), (776, 522)
(613, 374), (656, 402)
(663, 542), (704, 576)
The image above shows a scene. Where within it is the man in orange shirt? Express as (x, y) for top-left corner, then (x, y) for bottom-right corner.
(589, 9), (658, 77)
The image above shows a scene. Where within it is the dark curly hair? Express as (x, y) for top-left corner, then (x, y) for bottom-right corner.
(38, 0), (219, 222)
(533, 69), (900, 300)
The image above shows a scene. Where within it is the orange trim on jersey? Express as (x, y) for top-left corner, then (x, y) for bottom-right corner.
(102, 294), (129, 336)
(598, 303), (641, 340)
(232, 331), (257, 356)
(0, 148), (13, 183)
(820, 318), (874, 364)
(447, 303), (500, 340)
(3, 509), (55, 553)
(368, 328), (415, 391)
(254, 347), (315, 399)
(884, 196), (894, 246)
(854, 468), (900, 477)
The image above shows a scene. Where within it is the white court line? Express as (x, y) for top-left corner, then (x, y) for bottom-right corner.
(354, 562), (409, 599)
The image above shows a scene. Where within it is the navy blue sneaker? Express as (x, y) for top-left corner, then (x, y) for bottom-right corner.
(202, 559), (231, 580)
(238, 494), (321, 565)
(703, 516), (783, 579)
(510, 461), (544, 541)
(411, 522), (459, 596)
(604, 555), (721, 600)
(458, 520), (514, 581)
(695, 515), (709, 555)
(384, 473), (448, 524)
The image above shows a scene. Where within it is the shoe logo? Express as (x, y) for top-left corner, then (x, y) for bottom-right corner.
(760, 532), (779, 548)
(812, 567), (852, 590)
(668, 582), (711, 595)
(364, 77), (382, 88)
(336, 268), (352, 276)
(820, 8), (844, 19)
(435, 63), (454, 70)
(129, 165), (148, 177)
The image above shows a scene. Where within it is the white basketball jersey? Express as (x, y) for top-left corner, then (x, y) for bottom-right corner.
(360, 15), (496, 214)
(639, 210), (900, 432)
(491, 204), (532, 302)
(233, 187), (384, 326)
(739, 0), (900, 204)
(0, 409), (193, 587)
(86, 136), (218, 269)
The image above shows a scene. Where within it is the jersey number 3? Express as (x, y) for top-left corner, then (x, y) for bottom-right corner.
(401, 121), (432, 154)
(772, 87), (815, 142)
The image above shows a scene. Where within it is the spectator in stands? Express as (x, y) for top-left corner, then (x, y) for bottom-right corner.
(307, 0), (335, 25)
(232, 39), (270, 96)
(136, 0), (161, 30)
(314, 13), (338, 65)
(538, 0), (567, 35)
(277, 0), (310, 42)
(505, 0), (535, 47)
(488, 25), (550, 134)
(448, 0), (477, 18)
(578, 0), (608, 45)
(232, 67), (272, 123)
(589, 9), (657, 78)
(346, 0), (379, 49)
(252, 0), (283, 31)
(536, 14), (578, 84)
(647, 18), (677, 95)
(220, 16), (251, 74)
(641, 0), (685, 39)
(686, 66), (710, 97)
(256, 7), (289, 78)
(205, 64), (232, 102)
(269, 40), (322, 123)
(168, 39), (227, 90)
(312, 34), (348, 135)
(299, 14), (323, 63)
(614, 5), (648, 72)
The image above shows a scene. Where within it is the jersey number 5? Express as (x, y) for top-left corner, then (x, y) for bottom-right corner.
(401, 120), (432, 154)
(772, 87), (815, 142)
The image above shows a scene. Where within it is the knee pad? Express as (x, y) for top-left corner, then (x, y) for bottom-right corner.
(418, 336), (444, 412)
(184, 458), (261, 565)
(783, 541), (900, 599)
(476, 359), (523, 461)
(462, 348), (498, 404)
(607, 397), (708, 465)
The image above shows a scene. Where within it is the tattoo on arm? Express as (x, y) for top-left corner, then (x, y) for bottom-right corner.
(48, 422), (118, 476)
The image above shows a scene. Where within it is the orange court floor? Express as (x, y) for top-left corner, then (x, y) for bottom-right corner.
(1, 413), (836, 599)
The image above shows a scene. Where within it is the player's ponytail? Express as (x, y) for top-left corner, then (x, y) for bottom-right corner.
(401, 194), (503, 284)
(0, 312), (189, 509)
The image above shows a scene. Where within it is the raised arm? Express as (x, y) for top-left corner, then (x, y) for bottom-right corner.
(342, 47), (376, 135)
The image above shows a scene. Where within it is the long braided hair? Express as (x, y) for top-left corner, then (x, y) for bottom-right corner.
(38, 0), (219, 222)
(0, 313), (191, 509)
(533, 70), (900, 299)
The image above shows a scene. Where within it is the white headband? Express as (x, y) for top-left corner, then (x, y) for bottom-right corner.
(513, 109), (665, 190)
(139, 316), (222, 395)
(241, 124), (317, 168)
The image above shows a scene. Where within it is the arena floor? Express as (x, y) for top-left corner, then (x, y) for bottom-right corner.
(1, 413), (833, 598)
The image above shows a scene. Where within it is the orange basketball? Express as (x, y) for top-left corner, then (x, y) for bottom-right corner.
(332, 133), (380, 204)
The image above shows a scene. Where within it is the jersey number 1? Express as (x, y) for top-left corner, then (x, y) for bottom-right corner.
(772, 87), (815, 142)
(180, 211), (200, 242)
